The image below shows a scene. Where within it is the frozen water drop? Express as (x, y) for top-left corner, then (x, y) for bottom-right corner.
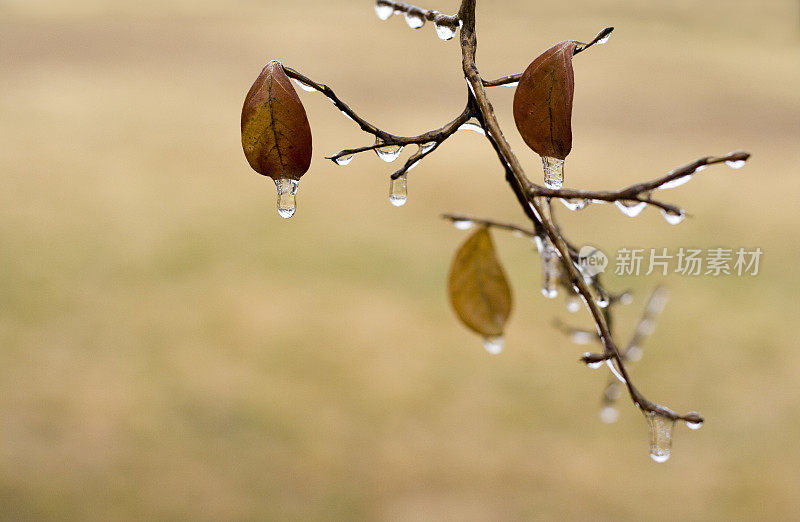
(541, 156), (565, 189)
(560, 198), (589, 211)
(434, 19), (457, 40)
(684, 412), (704, 430)
(615, 200), (647, 217)
(374, 138), (403, 162)
(645, 411), (675, 463)
(389, 173), (408, 207)
(419, 141), (436, 154)
(571, 331), (594, 345)
(726, 159), (746, 169)
(334, 154), (354, 166)
(404, 11), (425, 29)
(625, 345), (643, 362)
(565, 295), (581, 313)
(274, 178), (299, 219)
(586, 360), (604, 370)
(620, 292), (634, 305)
(661, 209), (686, 225)
(458, 122), (486, 136)
(483, 336), (504, 355)
(374, 2), (394, 20)
(600, 406), (620, 424)
(453, 219), (474, 230)
(292, 78), (317, 92)
(596, 292), (610, 308)
(596, 33), (611, 45)
(686, 419), (703, 430)
(503, 81), (519, 88)
(660, 175), (692, 190)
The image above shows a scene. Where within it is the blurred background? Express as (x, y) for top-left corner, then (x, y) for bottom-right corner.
(1, 0), (799, 519)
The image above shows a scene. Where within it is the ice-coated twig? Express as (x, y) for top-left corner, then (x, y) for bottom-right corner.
(530, 151), (751, 217)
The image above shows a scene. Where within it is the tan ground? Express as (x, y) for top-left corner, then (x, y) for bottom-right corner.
(1, 0), (799, 519)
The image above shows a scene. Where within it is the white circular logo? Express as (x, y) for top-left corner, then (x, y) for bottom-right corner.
(578, 245), (608, 276)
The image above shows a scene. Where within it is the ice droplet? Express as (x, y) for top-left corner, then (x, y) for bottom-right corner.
(389, 173), (408, 207)
(483, 336), (504, 354)
(503, 81), (519, 87)
(434, 19), (457, 40)
(541, 156), (565, 189)
(660, 175), (692, 190)
(725, 159), (746, 169)
(661, 209), (686, 225)
(560, 198), (589, 211)
(584, 355), (604, 370)
(334, 154), (354, 166)
(596, 33), (611, 45)
(458, 122), (486, 135)
(600, 406), (620, 424)
(684, 412), (704, 430)
(274, 178), (299, 219)
(596, 291), (610, 308)
(625, 345), (643, 362)
(645, 411), (675, 463)
(292, 78), (317, 92)
(419, 141), (436, 154)
(374, 138), (403, 162)
(571, 331), (594, 345)
(615, 200), (647, 217)
(565, 295), (581, 313)
(453, 219), (474, 230)
(374, 2), (394, 20)
(404, 11), (425, 29)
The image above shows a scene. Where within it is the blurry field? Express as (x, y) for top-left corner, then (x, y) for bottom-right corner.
(1, 0), (799, 519)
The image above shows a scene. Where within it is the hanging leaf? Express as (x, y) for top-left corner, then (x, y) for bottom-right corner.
(448, 227), (513, 338)
(512, 41), (578, 160)
(241, 60), (312, 180)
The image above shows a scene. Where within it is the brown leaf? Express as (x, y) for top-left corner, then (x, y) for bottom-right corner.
(512, 41), (578, 160)
(241, 60), (312, 180)
(448, 227), (513, 338)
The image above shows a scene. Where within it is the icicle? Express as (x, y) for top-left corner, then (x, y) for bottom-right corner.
(274, 178), (299, 219)
(645, 411), (675, 463)
(541, 156), (565, 189)
(389, 173), (408, 206)
(483, 336), (504, 355)
(540, 237), (559, 298)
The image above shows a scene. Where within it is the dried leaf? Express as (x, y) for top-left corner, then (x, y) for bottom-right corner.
(448, 227), (513, 337)
(513, 41), (578, 160)
(241, 60), (312, 180)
